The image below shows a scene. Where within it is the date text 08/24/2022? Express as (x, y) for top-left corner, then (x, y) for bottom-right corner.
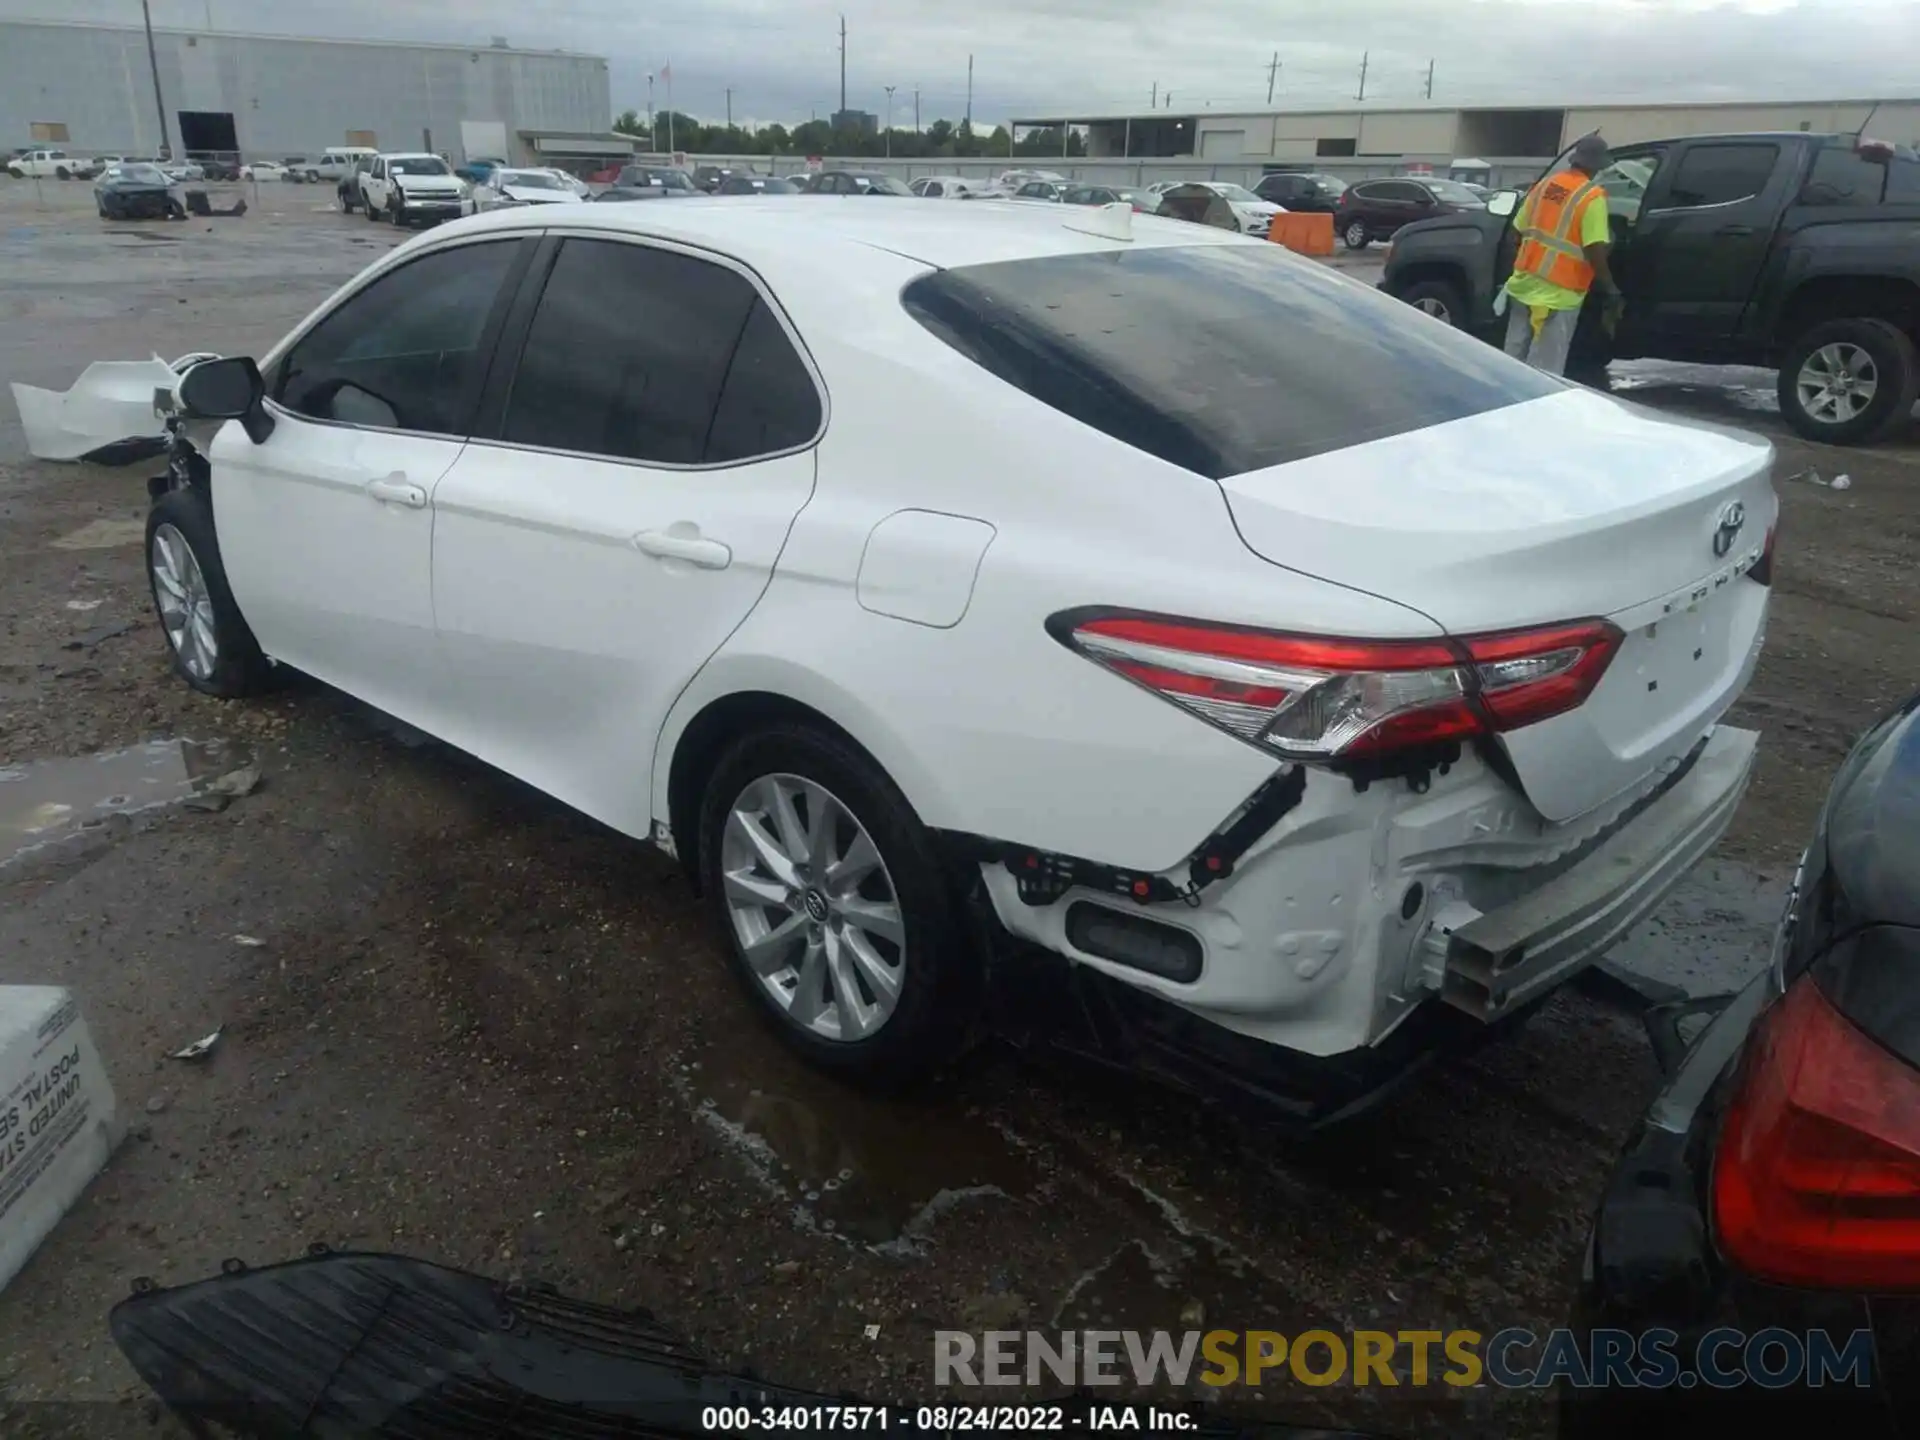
(701, 1406), (1199, 1432)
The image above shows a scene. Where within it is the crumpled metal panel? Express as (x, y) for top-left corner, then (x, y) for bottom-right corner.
(11, 352), (219, 463)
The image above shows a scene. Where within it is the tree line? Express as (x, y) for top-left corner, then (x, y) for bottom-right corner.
(613, 110), (1089, 160)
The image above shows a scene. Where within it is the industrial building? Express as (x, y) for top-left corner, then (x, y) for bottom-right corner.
(0, 19), (614, 167)
(1014, 95), (1920, 177)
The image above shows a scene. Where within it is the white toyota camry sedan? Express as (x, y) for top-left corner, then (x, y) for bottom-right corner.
(148, 197), (1776, 1118)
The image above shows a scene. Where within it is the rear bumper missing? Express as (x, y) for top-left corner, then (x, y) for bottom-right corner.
(1428, 725), (1759, 1020)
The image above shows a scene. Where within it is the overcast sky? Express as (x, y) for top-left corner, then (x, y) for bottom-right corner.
(7, 0), (1917, 128)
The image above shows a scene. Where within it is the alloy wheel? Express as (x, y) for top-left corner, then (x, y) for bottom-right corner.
(151, 523), (217, 680)
(1796, 341), (1878, 425)
(1413, 296), (1451, 322)
(720, 773), (905, 1043)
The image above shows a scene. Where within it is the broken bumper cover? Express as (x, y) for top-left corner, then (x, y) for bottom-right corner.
(1430, 725), (1759, 1020)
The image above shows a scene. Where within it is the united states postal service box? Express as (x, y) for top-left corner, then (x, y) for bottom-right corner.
(0, 987), (122, 1292)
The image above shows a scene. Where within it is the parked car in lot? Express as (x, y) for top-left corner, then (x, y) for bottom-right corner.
(313, 147), (377, 186)
(454, 156), (506, 184)
(1253, 170), (1347, 213)
(541, 168), (592, 198)
(144, 202), (1775, 1113)
(602, 164), (699, 198)
(910, 175), (987, 199)
(718, 174), (801, 195)
(1063, 183), (1149, 211)
(281, 156), (318, 183)
(471, 167), (583, 210)
(162, 159), (205, 184)
(1180, 180), (1284, 235)
(1334, 176), (1484, 249)
(694, 164), (741, 193)
(336, 156), (376, 213)
(1382, 130), (1920, 446)
(1011, 179), (1072, 203)
(94, 163), (183, 220)
(357, 152), (471, 226)
(194, 155), (242, 181)
(796, 171), (914, 195)
(242, 160), (287, 183)
(1563, 691), (1920, 1437)
(9, 149), (94, 180)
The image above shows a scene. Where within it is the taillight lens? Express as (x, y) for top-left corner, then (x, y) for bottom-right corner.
(1714, 979), (1920, 1290)
(1055, 613), (1620, 760)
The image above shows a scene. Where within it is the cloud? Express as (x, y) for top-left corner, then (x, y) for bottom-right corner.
(8, 0), (1917, 125)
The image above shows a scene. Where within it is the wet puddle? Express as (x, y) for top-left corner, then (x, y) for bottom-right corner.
(679, 1031), (1041, 1248)
(0, 739), (248, 866)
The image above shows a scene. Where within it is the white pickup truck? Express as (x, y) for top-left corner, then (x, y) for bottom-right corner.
(7, 149), (97, 180)
(357, 152), (471, 226)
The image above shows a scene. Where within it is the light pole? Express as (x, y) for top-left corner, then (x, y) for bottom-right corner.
(647, 74), (655, 152)
(884, 85), (896, 158)
(140, 0), (172, 161)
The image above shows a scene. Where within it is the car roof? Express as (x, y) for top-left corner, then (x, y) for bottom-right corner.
(382, 152), (441, 161)
(429, 194), (1258, 272)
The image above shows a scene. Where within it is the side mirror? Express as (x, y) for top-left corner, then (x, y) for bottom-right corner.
(177, 356), (273, 443)
(1487, 190), (1519, 219)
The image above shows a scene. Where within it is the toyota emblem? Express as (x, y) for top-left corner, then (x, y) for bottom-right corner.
(1711, 500), (1747, 558)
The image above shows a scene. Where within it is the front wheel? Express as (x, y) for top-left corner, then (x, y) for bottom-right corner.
(1342, 219), (1370, 250)
(698, 725), (980, 1085)
(388, 199), (406, 226)
(1778, 317), (1919, 446)
(145, 489), (273, 698)
(1400, 278), (1466, 328)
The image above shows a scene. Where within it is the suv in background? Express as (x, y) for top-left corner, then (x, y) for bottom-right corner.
(1333, 176), (1486, 249)
(1254, 171), (1348, 213)
(314, 147), (377, 186)
(1382, 131), (1920, 444)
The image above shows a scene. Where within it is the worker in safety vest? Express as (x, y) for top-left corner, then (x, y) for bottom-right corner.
(1501, 134), (1620, 375)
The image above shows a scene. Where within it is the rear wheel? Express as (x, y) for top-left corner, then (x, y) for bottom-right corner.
(338, 187), (356, 213)
(1778, 317), (1919, 446)
(1342, 219), (1370, 250)
(55, 166), (70, 180)
(1400, 278), (1466, 328)
(145, 489), (273, 698)
(698, 724), (980, 1085)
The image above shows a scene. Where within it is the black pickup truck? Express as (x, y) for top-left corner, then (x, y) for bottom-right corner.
(1381, 131), (1920, 444)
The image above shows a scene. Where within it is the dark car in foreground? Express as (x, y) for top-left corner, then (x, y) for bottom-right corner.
(1564, 691), (1920, 1437)
(1254, 170), (1348, 213)
(1381, 131), (1920, 445)
(94, 162), (183, 220)
(1333, 176), (1485, 249)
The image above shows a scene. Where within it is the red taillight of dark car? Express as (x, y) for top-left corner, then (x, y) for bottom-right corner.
(1054, 613), (1621, 761)
(1714, 979), (1920, 1290)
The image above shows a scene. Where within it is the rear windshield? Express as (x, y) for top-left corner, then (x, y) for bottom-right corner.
(902, 243), (1559, 478)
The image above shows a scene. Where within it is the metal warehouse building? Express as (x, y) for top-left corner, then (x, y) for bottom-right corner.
(0, 19), (612, 167)
(1015, 96), (1920, 182)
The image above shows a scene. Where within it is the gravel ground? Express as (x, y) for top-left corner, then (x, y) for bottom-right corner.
(1, 179), (1916, 1438)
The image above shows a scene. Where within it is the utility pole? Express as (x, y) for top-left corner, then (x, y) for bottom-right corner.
(884, 85), (895, 157)
(139, 0), (172, 161)
(1266, 52), (1279, 105)
(914, 88), (921, 134)
(1150, 81), (1157, 109)
(647, 74), (655, 152)
(1357, 51), (1369, 102)
(838, 15), (847, 118)
(1424, 59), (1435, 100)
(965, 54), (973, 127)
(726, 88), (733, 128)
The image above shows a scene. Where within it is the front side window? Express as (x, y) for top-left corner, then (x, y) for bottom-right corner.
(501, 238), (793, 466)
(904, 244), (1559, 479)
(275, 240), (522, 435)
(1662, 143), (1779, 209)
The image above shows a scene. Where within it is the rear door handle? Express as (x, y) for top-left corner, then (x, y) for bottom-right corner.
(632, 528), (732, 569)
(365, 473), (427, 508)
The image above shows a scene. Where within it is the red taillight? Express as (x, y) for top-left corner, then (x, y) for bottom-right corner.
(1056, 612), (1620, 760)
(1714, 980), (1920, 1290)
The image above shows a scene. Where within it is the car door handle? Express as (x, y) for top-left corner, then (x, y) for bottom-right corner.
(1714, 224), (1756, 237)
(632, 529), (732, 569)
(365, 473), (427, 508)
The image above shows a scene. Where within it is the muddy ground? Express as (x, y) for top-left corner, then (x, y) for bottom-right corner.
(0, 179), (1915, 1438)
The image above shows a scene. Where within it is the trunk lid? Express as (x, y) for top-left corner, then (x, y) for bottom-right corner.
(1217, 387), (1776, 820)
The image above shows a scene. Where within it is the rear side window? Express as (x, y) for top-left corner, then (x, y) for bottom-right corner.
(902, 244), (1559, 479)
(501, 238), (769, 466)
(1663, 143), (1778, 208)
(705, 300), (822, 462)
(1801, 146), (1888, 205)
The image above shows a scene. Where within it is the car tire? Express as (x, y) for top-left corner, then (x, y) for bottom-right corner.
(1777, 317), (1920, 446)
(1342, 219), (1370, 250)
(55, 166), (70, 180)
(1400, 279), (1466, 328)
(388, 198), (405, 226)
(144, 488), (273, 699)
(338, 188), (355, 213)
(306, 169), (320, 183)
(698, 723), (981, 1086)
